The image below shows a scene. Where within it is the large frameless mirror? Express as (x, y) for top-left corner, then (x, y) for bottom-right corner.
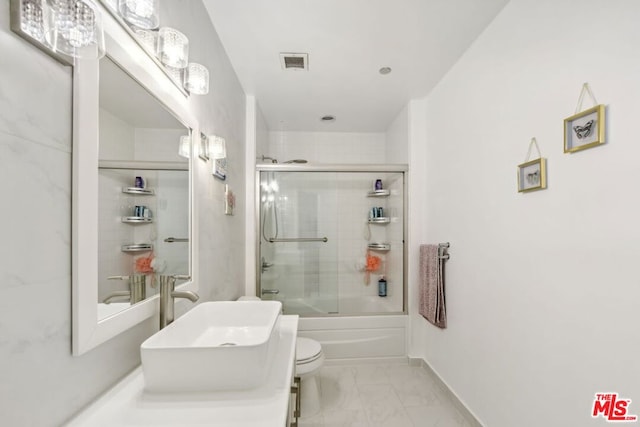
(72, 6), (198, 355)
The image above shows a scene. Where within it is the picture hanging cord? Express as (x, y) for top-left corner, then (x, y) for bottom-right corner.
(575, 82), (598, 114)
(524, 137), (542, 163)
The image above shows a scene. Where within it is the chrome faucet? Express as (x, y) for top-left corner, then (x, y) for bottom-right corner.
(261, 257), (274, 273)
(102, 275), (147, 304)
(159, 274), (199, 329)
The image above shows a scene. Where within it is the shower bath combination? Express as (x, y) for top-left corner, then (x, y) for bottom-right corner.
(257, 166), (407, 318)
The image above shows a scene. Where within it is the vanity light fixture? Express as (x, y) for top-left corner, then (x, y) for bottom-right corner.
(44, 0), (105, 59)
(184, 62), (209, 95)
(209, 135), (226, 159)
(157, 27), (188, 69)
(118, 0), (159, 30)
(133, 27), (156, 53)
(11, 0), (105, 62)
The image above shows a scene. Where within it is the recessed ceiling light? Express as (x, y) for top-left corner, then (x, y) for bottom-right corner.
(321, 115), (336, 122)
(379, 67), (392, 75)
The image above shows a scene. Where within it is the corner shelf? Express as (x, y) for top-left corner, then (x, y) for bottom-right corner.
(122, 187), (155, 196)
(367, 190), (390, 197)
(368, 217), (390, 224)
(121, 216), (153, 224)
(121, 244), (153, 253)
(368, 243), (391, 251)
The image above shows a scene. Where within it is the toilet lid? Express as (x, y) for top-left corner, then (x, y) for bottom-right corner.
(296, 337), (322, 363)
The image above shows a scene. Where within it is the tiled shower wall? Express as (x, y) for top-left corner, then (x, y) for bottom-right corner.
(260, 172), (404, 314)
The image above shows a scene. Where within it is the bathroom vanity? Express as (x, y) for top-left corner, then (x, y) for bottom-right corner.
(65, 315), (298, 426)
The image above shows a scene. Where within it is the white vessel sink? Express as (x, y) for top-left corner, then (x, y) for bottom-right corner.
(141, 300), (282, 393)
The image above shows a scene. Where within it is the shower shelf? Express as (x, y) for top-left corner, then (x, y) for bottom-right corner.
(121, 244), (153, 253)
(367, 190), (390, 197)
(368, 243), (391, 251)
(122, 187), (155, 196)
(368, 217), (390, 224)
(121, 216), (153, 224)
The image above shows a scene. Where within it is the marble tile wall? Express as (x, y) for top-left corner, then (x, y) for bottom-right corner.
(0, 0), (247, 425)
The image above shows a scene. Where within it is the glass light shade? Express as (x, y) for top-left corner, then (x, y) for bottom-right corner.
(118, 0), (159, 30)
(165, 66), (183, 84)
(21, 0), (45, 41)
(133, 28), (156, 53)
(210, 136), (226, 159)
(43, 0), (105, 59)
(178, 135), (191, 158)
(157, 27), (188, 69)
(184, 63), (209, 95)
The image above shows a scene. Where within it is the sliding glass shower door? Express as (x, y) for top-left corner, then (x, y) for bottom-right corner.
(258, 169), (405, 316)
(259, 171), (340, 314)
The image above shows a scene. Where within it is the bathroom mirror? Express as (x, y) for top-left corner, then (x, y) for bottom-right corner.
(73, 6), (199, 355)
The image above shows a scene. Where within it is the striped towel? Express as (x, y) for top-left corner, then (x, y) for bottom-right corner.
(419, 244), (447, 328)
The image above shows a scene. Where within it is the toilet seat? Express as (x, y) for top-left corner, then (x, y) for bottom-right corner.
(295, 337), (324, 377)
(296, 337), (322, 364)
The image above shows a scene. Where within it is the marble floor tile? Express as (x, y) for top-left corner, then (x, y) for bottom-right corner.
(404, 403), (468, 427)
(322, 408), (370, 427)
(353, 364), (390, 385)
(357, 384), (414, 427)
(301, 361), (472, 427)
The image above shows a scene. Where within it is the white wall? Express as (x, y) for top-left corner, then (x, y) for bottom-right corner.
(266, 131), (386, 164)
(0, 0), (246, 425)
(385, 105), (409, 164)
(411, 1), (640, 426)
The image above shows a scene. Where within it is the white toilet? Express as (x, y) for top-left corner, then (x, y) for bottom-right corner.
(237, 296), (325, 416)
(295, 336), (325, 417)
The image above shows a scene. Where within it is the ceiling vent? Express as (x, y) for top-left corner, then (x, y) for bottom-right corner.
(280, 53), (309, 71)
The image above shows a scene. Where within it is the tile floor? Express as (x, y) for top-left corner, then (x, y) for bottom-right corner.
(297, 362), (472, 427)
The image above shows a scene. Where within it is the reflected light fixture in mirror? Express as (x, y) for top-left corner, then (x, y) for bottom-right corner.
(118, 0), (158, 29)
(184, 62), (209, 95)
(157, 27), (188, 69)
(178, 135), (191, 158)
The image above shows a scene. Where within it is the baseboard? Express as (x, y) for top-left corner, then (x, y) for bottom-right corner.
(408, 357), (484, 427)
(324, 356), (408, 366)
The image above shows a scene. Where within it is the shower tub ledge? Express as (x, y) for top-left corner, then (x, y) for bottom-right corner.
(297, 314), (407, 361)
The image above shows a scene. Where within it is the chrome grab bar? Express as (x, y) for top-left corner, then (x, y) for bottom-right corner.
(262, 289), (280, 295)
(268, 237), (328, 243)
(164, 237), (189, 243)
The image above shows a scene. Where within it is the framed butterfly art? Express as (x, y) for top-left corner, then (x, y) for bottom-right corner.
(564, 104), (606, 153)
(518, 158), (547, 193)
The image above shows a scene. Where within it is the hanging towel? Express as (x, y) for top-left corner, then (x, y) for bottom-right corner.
(419, 244), (447, 329)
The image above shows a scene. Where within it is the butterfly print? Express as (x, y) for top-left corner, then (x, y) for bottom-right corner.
(573, 119), (595, 139)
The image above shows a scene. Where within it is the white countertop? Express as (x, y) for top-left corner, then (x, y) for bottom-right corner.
(66, 316), (299, 427)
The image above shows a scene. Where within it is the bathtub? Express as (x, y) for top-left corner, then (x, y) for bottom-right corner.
(282, 296), (407, 360)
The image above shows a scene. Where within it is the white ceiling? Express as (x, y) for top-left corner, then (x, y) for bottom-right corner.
(202, 0), (509, 133)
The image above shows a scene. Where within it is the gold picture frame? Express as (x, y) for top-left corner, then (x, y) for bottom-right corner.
(517, 158), (547, 193)
(564, 104), (605, 153)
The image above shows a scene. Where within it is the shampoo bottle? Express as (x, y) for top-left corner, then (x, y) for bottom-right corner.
(378, 276), (387, 297)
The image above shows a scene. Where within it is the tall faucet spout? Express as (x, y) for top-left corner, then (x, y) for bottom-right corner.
(171, 290), (199, 303)
(102, 291), (131, 304)
(158, 275), (198, 329)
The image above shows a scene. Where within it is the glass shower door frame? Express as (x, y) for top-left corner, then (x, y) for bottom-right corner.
(255, 164), (408, 317)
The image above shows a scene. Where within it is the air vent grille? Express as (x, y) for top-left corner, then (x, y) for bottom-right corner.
(280, 53), (308, 71)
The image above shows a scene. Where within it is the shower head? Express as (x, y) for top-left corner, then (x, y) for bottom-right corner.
(283, 159), (308, 164)
(259, 155), (278, 163)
